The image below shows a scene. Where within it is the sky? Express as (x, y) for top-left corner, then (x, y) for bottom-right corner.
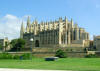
(0, 0), (100, 40)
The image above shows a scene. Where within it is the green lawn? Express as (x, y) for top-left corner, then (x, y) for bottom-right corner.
(0, 58), (100, 71)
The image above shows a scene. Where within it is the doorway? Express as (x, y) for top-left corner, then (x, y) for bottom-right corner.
(35, 40), (39, 47)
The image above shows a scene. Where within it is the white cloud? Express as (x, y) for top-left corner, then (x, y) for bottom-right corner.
(4, 14), (18, 20)
(0, 14), (28, 40)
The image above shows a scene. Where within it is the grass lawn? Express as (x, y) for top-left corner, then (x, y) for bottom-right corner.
(0, 58), (100, 71)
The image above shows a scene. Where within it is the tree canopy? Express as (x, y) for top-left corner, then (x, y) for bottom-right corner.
(10, 38), (26, 51)
(0, 44), (2, 48)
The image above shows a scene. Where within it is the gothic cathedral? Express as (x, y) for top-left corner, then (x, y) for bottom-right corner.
(20, 17), (89, 48)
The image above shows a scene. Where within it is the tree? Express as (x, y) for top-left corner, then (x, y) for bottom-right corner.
(17, 38), (26, 51)
(10, 38), (26, 51)
(4, 41), (9, 52)
(10, 39), (17, 48)
(55, 49), (67, 58)
(0, 44), (3, 51)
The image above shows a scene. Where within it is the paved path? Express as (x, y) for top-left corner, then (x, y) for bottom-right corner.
(0, 68), (72, 71)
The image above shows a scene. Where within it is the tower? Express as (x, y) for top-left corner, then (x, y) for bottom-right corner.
(65, 16), (68, 44)
(58, 17), (63, 44)
(20, 21), (25, 38)
(34, 18), (38, 35)
(71, 18), (74, 28)
(74, 23), (79, 40)
(40, 21), (43, 31)
(26, 16), (31, 33)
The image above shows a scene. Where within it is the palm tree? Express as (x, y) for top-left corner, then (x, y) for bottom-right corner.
(4, 41), (9, 52)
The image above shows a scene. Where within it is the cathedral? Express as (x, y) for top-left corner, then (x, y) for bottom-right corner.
(20, 17), (89, 48)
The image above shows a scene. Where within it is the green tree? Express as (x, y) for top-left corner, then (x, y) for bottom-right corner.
(17, 38), (26, 51)
(0, 44), (3, 51)
(10, 39), (17, 48)
(10, 38), (26, 51)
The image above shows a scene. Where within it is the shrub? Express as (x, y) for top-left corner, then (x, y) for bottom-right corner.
(0, 53), (21, 59)
(85, 54), (98, 58)
(21, 53), (32, 60)
(0, 53), (13, 59)
(0, 53), (33, 60)
(55, 49), (67, 58)
(66, 49), (69, 52)
(70, 49), (73, 52)
(13, 55), (20, 59)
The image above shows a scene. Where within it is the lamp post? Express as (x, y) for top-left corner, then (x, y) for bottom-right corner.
(30, 38), (33, 60)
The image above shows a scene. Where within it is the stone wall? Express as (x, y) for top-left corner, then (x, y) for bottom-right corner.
(0, 47), (86, 58)
(33, 52), (86, 58)
(32, 47), (86, 57)
(32, 47), (85, 52)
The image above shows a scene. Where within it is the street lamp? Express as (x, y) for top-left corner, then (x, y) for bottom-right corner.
(30, 38), (33, 60)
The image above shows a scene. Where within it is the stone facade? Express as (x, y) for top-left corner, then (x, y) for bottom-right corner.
(0, 37), (9, 47)
(93, 36), (100, 51)
(0, 37), (10, 51)
(20, 17), (89, 48)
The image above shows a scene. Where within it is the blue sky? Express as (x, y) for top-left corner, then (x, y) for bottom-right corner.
(0, 0), (100, 40)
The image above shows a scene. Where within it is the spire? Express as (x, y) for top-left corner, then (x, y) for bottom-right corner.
(27, 16), (30, 26)
(34, 18), (38, 35)
(64, 16), (68, 22)
(32, 20), (34, 25)
(71, 18), (73, 28)
(20, 21), (25, 38)
(65, 16), (68, 21)
(71, 18), (73, 23)
(30, 24), (33, 33)
(26, 16), (31, 33)
(74, 22), (78, 28)
(21, 21), (25, 33)
(65, 16), (68, 30)
(59, 17), (62, 22)
(34, 18), (38, 24)
(44, 22), (46, 30)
